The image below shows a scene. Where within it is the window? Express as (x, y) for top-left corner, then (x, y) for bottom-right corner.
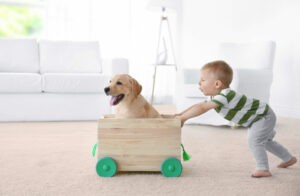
(0, 0), (44, 37)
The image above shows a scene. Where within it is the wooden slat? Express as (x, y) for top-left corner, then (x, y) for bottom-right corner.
(98, 118), (180, 129)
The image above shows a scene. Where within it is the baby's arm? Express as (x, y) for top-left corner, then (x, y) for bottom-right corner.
(178, 101), (218, 125)
(161, 105), (196, 119)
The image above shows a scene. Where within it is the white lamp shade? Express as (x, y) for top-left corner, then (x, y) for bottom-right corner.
(147, 0), (180, 12)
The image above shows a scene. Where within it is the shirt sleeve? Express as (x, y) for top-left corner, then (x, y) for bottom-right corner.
(211, 94), (228, 107)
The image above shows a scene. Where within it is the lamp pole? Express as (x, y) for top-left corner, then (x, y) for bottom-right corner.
(150, 6), (177, 104)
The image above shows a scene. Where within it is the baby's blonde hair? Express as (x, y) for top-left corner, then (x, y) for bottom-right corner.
(201, 60), (233, 87)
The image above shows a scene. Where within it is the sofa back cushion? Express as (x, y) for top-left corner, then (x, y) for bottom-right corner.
(42, 73), (109, 93)
(39, 40), (102, 73)
(0, 39), (39, 72)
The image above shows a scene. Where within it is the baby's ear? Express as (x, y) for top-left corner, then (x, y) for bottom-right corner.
(215, 80), (223, 88)
(129, 76), (142, 97)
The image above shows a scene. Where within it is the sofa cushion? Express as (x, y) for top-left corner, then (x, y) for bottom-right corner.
(39, 40), (102, 73)
(0, 39), (39, 72)
(42, 73), (109, 93)
(0, 73), (41, 92)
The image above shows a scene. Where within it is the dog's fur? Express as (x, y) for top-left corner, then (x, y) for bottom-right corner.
(104, 74), (161, 118)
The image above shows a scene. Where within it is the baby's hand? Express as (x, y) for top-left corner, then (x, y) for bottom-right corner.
(175, 114), (186, 127)
(161, 114), (185, 127)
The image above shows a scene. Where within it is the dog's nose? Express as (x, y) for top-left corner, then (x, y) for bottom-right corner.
(104, 87), (110, 95)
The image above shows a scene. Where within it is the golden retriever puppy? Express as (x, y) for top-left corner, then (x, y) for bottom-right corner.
(104, 74), (161, 118)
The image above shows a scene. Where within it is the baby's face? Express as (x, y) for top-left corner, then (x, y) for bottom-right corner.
(198, 69), (220, 96)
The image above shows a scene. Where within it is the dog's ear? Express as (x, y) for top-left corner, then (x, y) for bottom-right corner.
(129, 76), (142, 97)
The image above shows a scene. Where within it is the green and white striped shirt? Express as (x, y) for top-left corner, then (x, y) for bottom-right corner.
(211, 88), (269, 127)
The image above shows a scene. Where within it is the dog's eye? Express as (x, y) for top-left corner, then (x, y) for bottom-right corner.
(116, 81), (122, 85)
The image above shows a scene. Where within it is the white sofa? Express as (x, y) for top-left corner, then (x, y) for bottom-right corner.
(0, 39), (129, 121)
(176, 41), (276, 126)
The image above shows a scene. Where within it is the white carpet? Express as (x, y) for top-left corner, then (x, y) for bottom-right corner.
(0, 117), (299, 196)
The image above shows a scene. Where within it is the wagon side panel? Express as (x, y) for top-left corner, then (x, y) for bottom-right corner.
(98, 118), (181, 171)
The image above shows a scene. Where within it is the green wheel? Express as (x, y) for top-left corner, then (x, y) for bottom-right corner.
(96, 157), (117, 177)
(161, 157), (182, 177)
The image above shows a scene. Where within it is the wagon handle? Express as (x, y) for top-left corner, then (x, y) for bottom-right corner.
(181, 144), (191, 161)
(92, 142), (98, 157)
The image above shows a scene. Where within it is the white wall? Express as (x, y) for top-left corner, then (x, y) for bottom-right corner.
(180, 0), (300, 118)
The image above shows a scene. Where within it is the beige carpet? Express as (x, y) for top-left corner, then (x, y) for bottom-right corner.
(0, 117), (299, 196)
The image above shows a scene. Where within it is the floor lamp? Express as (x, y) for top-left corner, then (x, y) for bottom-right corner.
(147, 0), (179, 104)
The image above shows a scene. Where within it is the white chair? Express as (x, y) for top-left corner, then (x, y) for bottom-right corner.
(176, 41), (276, 126)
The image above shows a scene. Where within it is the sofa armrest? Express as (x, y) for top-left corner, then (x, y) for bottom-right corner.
(102, 58), (129, 76)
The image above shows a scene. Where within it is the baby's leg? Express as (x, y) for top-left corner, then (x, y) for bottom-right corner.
(265, 140), (296, 168)
(277, 156), (297, 168)
(247, 111), (276, 177)
(248, 139), (272, 177)
(248, 129), (273, 177)
(248, 140), (269, 170)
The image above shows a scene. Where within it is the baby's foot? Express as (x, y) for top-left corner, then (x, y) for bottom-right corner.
(277, 156), (297, 168)
(251, 170), (272, 178)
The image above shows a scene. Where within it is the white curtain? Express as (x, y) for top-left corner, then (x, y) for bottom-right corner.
(44, 0), (91, 40)
(44, 0), (130, 59)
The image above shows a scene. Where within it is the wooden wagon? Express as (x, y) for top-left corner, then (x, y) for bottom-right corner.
(95, 115), (182, 177)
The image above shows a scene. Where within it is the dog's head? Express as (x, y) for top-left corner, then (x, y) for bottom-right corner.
(104, 74), (142, 106)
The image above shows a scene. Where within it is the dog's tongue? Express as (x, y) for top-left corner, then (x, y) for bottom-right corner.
(110, 96), (118, 106)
